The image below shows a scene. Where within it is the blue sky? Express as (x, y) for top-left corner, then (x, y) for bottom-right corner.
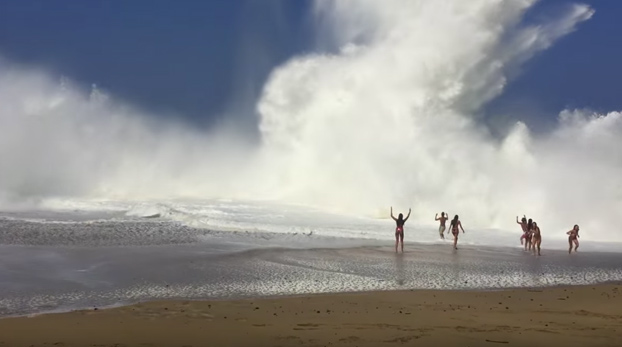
(0, 0), (620, 133)
(486, 0), (622, 132)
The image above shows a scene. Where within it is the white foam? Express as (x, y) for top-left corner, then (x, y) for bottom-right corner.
(125, 203), (169, 218)
(0, 1), (621, 245)
(18, 198), (622, 253)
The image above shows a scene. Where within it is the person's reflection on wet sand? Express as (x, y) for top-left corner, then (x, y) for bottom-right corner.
(395, 252), (405, 285)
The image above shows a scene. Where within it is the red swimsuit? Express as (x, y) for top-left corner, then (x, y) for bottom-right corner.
(451, 220), (459, 236)
(395, 220), (405, 237)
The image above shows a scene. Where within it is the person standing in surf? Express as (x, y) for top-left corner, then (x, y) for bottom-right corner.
(517, 215), (528, 246)
(435, 212), (448, 240)
(524, 218), (534, 251)
(391, 207), (411, 253)
(531, 221), (541, 256)
(448, 215), (465, 250)
(567, 225), (580, 253)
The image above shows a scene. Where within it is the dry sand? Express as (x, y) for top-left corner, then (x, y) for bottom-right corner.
(1, 284), (621, 347)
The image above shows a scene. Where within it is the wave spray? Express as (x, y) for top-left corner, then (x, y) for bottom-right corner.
(1, 1), (621, 241)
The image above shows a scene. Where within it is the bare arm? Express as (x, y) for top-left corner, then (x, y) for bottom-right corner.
(459, 221), (465, 233)
(404, 208), (411, 221)
(435, 213), (439, 221)
(390, 207), (397, 221)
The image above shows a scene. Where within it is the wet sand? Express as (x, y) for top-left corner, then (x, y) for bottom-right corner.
(3, 241), (622, 317)
(1, 284), (621, 347)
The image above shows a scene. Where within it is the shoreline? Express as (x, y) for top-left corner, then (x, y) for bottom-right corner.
(1, 283), (620, 346)
(4, 279), (622, 320)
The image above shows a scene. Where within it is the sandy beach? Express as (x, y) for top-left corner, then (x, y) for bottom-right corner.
(1, 284), (620, 347)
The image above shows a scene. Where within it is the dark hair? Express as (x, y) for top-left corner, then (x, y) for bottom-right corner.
(398, 213), (403, 221)
(527, 218), (533, 231)
(451, 215), (459, 227)
(521, 217), (527, 223)
(441, 212), (445, 217)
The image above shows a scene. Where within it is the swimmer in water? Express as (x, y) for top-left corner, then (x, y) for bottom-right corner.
(447, 215), (465, 250)
(391, 207), (411, 253)
(566, 224), (580, 253)
(435, 212), (448, 240)
(531, 221), (541, 256)
(517, 215), (528, 245)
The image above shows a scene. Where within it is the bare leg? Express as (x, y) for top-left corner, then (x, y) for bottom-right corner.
(568, 238), (572, 254)
(574, 239), (579, 252)
(453, 234), (458, 250)
(532, 241), (536, 255)
(395, 235), (399, 253)
(537, 240), (541, 256)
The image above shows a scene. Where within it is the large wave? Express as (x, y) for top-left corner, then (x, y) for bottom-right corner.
(0, 63), (255, 205)
(1, 0), (621, 241)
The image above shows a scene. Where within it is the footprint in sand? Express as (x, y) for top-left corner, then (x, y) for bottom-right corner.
(296, 323), (321, 327)
(385, 335), (423, 343)
(339, 336), (361, 342)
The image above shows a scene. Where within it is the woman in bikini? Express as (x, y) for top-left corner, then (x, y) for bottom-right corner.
(391, 207), (411, 253)
(567, 224), (580, 253)
(447, 215), (465, 250)
(524, 218), (534, 251)
(531, 221), (541, 256)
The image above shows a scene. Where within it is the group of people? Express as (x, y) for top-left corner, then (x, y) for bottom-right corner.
(516, 216), (542, 255)
(516, 216), (580, 255)
(390, 207), (581, 255)
(390, 208), (464, 253)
